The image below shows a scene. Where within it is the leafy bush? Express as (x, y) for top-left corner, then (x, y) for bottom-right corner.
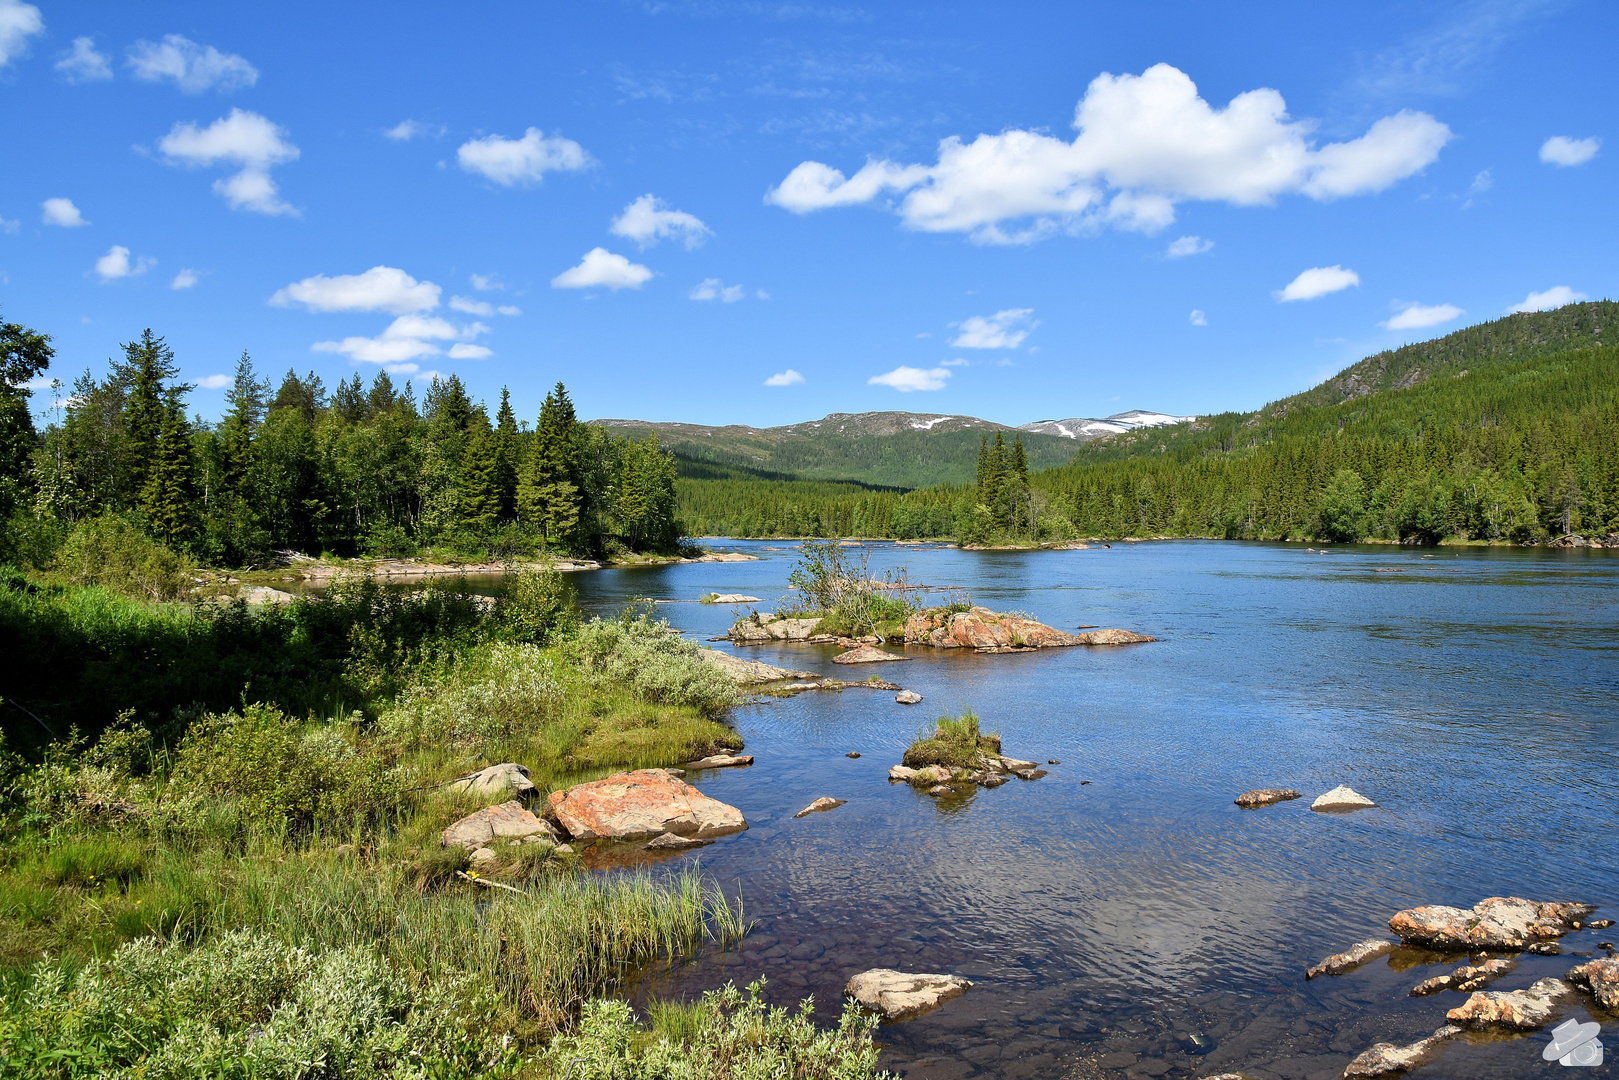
(549, 980), (883, 1080)
(573, 615), (739, 717)
(52, 515), (186, 600)
(377, 642), (563, 753)
(170, 704), (395, 833)
(902, 709), (997, 769)
(500, 565), (578, 644)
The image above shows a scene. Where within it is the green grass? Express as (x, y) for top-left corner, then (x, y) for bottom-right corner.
(901, 709), (999, 769)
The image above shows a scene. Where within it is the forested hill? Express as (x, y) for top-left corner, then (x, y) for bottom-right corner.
(591, 411), (1076, 488)
(675, 302), (1619, 543)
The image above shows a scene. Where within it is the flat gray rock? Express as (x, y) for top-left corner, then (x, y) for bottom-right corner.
(794, 797), (847, 818)
(1311, 784), (1376, 811)
(895, 689), (923, 704)
(450, 762), (535, 802)
(845, 968), (971, 1021)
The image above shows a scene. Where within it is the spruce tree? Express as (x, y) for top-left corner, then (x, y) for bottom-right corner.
(458, 408), (501, 531)
(494, 386), (520, 523)
(120, 330), (179, 503)
(519, 383), (581, 545)
(141, 387), (194, 547)
(219, 352), (268, 492)
(0, 310), (53, 514)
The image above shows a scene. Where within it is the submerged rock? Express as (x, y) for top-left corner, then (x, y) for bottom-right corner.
(1306, 938), (1394, 979)
(1447, 977), (1574, 1030)
(1343, 1025), (1462, 1079)
(1568, 957), (1619, 1009)
(442, 800), (558, 849)
(794, 797), (847, 818)
(697, 649), (818, 685)
(685, 753), (753, 770)
(832, 645), (907, 664)
(708, 594), (761, 604)
(1076, 628), (1158, 645)
(903, 606), (1083, 649)
(1389, 896), (1596, 950)
(844, 969), (971, 1021)
(547, 768), (747, 843)
(1410, 957), (1517, 996)
(643, 833), (712, 851)
(450, 762), (536, 802)
(895, 689), (923, 704)
(1311, 785), (1377, 811)
(1235, 788), (1301, 808)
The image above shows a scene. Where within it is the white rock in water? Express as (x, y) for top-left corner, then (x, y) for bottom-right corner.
(845, 969), (971, 1021)
(1312, 784), (1377, 811)
(895, 690), (923, 704)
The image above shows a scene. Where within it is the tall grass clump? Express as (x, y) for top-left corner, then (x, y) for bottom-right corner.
(902, 709), (998, 769)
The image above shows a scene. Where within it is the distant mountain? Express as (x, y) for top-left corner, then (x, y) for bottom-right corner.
(1018, 410), (1197, 440)
(590, 411), (1093, 488)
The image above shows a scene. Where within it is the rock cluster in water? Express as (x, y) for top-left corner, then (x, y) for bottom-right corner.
(888, 731), (1048, 797)
(727, 606), (1156, 654)
(1409, 957), (1516, 996)
(1388, 896), (1595, 950)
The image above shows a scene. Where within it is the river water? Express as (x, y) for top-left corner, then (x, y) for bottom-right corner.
(567, 539), (1619, 1079)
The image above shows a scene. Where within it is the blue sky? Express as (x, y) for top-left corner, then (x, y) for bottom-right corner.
(1, 1), (1612, 428)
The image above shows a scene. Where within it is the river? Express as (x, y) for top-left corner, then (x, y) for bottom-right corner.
(561, 539), (1618, 1079)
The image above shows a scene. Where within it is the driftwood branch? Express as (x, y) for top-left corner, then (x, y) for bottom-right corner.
(455, 870), (526, 895)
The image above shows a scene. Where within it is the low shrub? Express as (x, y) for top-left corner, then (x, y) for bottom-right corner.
(573, 614), (739, 718)
(51, 515), (186, 601)
(377, 642), (564, 753)
(500, 565), (578, 645)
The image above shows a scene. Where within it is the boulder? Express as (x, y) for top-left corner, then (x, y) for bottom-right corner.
(902, 606), (1082, 649)
(1305, 938), (1394, 979)
(644, 833), (712, 851)
(469, 846), (498, 869)
(450, 762), (536, 802)
(1234, 788), (1301, 808)
(1389, 897), (1596, 950)
(1342, 1025), (1462, 1079)
(794, 797), (846, 818)
(1311, 785), (1377, 811)
(696, 649), (818, 685)
(832, 645), (907, 664)
(1447, 977), (1574, 1030)
(442, 800), (559, 849)
(709, 594), (761, 604)
(844, 969), (971, 1021)
(895, 690), (923, 704)
(240, 584), (297, 605)
(685, 754), (753, 770)
(547, 768), (747, 843)
(728, 613), (822, 644)
(888, 765), (916, 782)
(1077, 628), (1158, 645)
(1568, 957), (1619, 1009)
(1410, 957), (1517, 996)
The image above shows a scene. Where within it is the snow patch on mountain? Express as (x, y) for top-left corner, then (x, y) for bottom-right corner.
(1018, 410), (1196, 440)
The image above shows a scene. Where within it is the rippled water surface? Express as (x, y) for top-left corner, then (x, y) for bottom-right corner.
(568, 540), (1618, 1079)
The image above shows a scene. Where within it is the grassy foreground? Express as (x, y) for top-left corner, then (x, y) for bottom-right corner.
(0, 565), (884, 1078)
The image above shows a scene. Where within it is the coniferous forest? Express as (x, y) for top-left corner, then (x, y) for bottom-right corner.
(0, 316), (681, 570)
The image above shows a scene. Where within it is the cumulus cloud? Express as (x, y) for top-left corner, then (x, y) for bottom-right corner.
(940, 357), (969, 367)
(194, 373), (230, 389)
(42, 197), (88, 227)
(457, 127), (593, 186)
(384, 119), (444, 141)
(314, 336), (439, 365)
(312, 315), (487, 365)
(469, 273), (502, 291)
(1189, 309), (1208, 326)
(1276, 265), (1359, 302)
(497, 304), (521, 316)
(610, 194), (711, 249)
(1382, 301), (1463, 330)
(1539, 135), (1599, 167)
(56, 37), (111, 82)
(128, 35), (257, 93)
(1166, 235), (1213, 258)
(95, 246), (154, 281)
(766, 64), (1450, 244)
(0, 0), (43, 68)
(272, 266), (440, 314)
(690, 278), (745, 302)
(869, 365), (951, 392)
(171, 268), (199, 289)
(158, 109), (299, 215)
(448, 343), (492, 360)
(951, 308), (1036, 349)
(764, 369), (805, 386)
(0, 215), (16, 235)
(1508, 285), (1587, 313)
(450, 295), (493, 315)
(551, 248), (653, 290)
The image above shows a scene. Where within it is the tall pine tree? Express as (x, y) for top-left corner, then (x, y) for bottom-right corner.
(120, 330), (179, 504)
(519, 382), (581, 545)
(494, 386), (520, 523)
(457, 407), (501, 531)
(141, 387), (194, 547)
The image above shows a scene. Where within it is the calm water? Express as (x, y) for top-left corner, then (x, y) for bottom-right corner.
(579, 540), (1617, 1079)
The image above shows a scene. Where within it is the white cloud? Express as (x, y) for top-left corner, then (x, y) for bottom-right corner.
(1381, 301), (1463, 330)
(381, 314), (461, 341)
(951, 308), (1036, 349)
(940, 357), (969, 367)
(0, 0), (43, 68)
(384, 119), (444, 141)
(194, 373), (230, 389)
(0, 215), (16, 235)
(42, 197), (88, 227)
(610, 195), (711, 249)
(764, 369), (805, 386)
(469, 273), (502, 291)
(448, 343), (492, 359)
(1276, 265), (1359, 302)
(690, 278), (745, 302)
(271, 266), (440, 314)
(312, 313), (487, 364)
(496, 304), (521, 316)
(756, 289), (770, 300)
(551, 248), (653, 290)
(1539, 135), (1599, 168)
(1507, 285), (1587, 313)
(1166, 235), (1213, 258)
(449, 295), (494, 315)
(158, 109), (299, 215)
(171, 268), (199, 289)
(457, 127), (593, 186)
(314, 336), (440, 365)
(869, 365), (951, 392)
(128, 35), (257, 93)
(1189, 309), (1207, 326)
(95, 246), (154, 281)
(56, 37), (111, 82)
(767, 64), (1450, 244)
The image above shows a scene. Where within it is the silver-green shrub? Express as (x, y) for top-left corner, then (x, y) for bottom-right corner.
(376, 642), (562, 752)
(572, 615), (738, 717)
